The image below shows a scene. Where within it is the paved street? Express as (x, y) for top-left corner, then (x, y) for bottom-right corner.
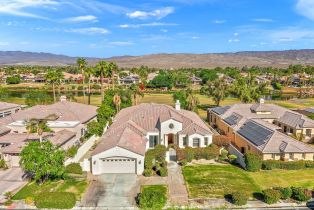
(0, 168), (27, 202)
(81, 174), (138, 208)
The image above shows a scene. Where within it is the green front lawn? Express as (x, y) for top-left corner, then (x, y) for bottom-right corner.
(182, 164), (260, 198)
(183, 164), (314, 199)
(13, 178), (88, 201)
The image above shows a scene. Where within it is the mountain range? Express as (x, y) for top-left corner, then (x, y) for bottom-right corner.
(1, 49), (314, 69)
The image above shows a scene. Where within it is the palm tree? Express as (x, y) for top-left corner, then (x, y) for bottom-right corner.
(96, 61), (108, 102)
(207, 77), (229, 106)
(186, 89), (200, 112)
(108, 62), (118, 89)
(26, 119), (49, 143)
(45, 70), (63, 103)
(130, 84), (144, 105)
(84, 67), (94, 105)
(113, 94), (121, 112)
(77, 58), (87, 104)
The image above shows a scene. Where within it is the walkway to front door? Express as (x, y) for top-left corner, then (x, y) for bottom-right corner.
(169, 148), (177, 161)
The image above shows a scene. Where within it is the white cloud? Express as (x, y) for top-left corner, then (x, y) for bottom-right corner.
(19, 41), (29, 45)
(228, 39), (240, 43)
(296, 0), (314, 20)
(119, 22), (178, 28)
(270, 28), (314, 42)
(252, 18), (273, 22)
(233, 32), (239, 36)
(62, 15), (98, 23)
(191, 36), (200, 39)
(109, 41), (134, 46)
(0, 0), (59, 18)
(0, 42), (9, 46)
(126, 7), (174, 20)
(67, 27), (109, 35)
(160, 29), (168, 33)
(212, 20), (226, 24)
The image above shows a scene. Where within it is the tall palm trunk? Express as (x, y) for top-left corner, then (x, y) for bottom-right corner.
(81, 70), (86, 104)
(112, 74), (115, 89)
(100, 72), (104, 102)
(88, 78), (91, 105)
(52, 83), (56, 103)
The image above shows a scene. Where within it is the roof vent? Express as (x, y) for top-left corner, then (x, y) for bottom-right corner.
(60, 95), (67, 102)
(175, 100), (181, 111)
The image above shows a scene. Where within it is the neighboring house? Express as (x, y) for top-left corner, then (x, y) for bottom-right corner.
(0, 96), (97, 167)
(119, 75), (140, 85)
(255, 75), (270, 84)
(0, 130), (76, 167)
(189, 75), (202, 85)
(0, 102), (21, 118)
(91, 101), (213, 175)
(34, 73), (46, 83)
(147, 72), (158, 82)
(208, 99), (314, 161)
(62, 72), (82, 83)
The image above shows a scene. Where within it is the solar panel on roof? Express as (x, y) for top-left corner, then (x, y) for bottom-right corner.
(224, 114), (240, 126)
(212, 106), (230, 115)
(238, 121), (274, 146)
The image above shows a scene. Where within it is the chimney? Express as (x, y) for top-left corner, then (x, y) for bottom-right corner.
(175, 100), (181, 111)
(259, 98), (265, 104)
(60, 95), (67, 102)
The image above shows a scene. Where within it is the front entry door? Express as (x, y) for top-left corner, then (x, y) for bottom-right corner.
(168, 134), (174, 145)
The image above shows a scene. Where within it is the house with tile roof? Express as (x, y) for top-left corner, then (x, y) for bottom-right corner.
(0, 96), (98, 167)
(0, 101), (21, 118)
(91, 101), (213, 175)
(208, 100), (314, 161)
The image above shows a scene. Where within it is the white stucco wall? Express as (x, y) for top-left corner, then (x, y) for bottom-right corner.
(91, 146), (144, 175)
(160, 119), (182, 146)
(177, 133), (212, 148)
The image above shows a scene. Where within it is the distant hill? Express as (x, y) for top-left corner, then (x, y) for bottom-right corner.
(1, 49), (314, 68)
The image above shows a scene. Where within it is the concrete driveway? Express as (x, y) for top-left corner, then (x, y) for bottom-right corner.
(0, 168), (27, 201)
(82, 174), (138, 208)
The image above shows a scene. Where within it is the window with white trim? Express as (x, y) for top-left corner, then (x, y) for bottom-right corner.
(192, 138), (200, 147)
(149, 135), (158, 148)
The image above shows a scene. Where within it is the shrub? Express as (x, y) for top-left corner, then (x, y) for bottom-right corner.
(263, 189), (281, 204)
(157, 167), (168, 177)
(244, 153), (262, 172)
(0, 158), (7, 169)
(231, 191), (248, 206)
(180, 159), (188, 166)
(262, 160), (307, 170)
(291, 187), (311, 201)
(274, 187), (292, 200)
(220, 149), (228, 159)
(143, 169), (153, 177)
(305, 161), (314, 168)
(65, 163), (83, 175)
(137, 187), (167, 210)
(24, 197), (34, 205)
(176, 145), (219, 162)
(66, 146), (78, 158)
(184, 147), (195, 162)
(34, 192), (76, 209)
(228, 154), (237, 163)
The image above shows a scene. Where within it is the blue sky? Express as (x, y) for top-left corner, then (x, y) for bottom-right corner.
(0, 0), (314, 57)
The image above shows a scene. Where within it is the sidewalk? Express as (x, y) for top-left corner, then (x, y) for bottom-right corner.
(167, 161), (189, 205)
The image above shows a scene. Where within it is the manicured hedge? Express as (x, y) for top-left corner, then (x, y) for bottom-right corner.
(274, 187), (292, 200)
(65, 163), (83, 175)
(262, 160), (314, 170)
(137, 185), (167, 210)
(244, 153), (262, 172)
(144, 145), (167, 177)
(231, 191), (248, 206)
(263, 189), (281, 204)
(35, 192), (76, 209)
(176, 144), (219, 162)
(291, 187), (311, 201)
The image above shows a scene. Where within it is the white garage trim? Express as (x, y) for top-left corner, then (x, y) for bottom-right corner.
(92, 146), (144, 175)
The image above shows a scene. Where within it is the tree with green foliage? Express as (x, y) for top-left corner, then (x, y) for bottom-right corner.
(20, 141), (65, 182)
(95, 60), (109, 101)
(130, 84), (144, 105)
(244, 152), (262, 172)
(148, 71), (174, 89)
(173, 89), (199, 112)
(87, 120), (104, 137)
(6, 75), (21, 84)
(84, 67), (94, 105)
(108, 62), (118, 89)
(207, 77), (229, 106)
(25, 119), (51, 143)
(77, 57), (87, 103)
(45, 69), (63, 103)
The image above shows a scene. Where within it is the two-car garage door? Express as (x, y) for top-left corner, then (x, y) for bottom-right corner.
(100, 157), (136, 174)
